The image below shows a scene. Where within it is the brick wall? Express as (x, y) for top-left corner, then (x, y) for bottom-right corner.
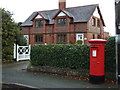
(104, 32), (109, 39)
(87, 17), (101, 34)
(21, 16), (105, 45)
(22, 27), (32, 35)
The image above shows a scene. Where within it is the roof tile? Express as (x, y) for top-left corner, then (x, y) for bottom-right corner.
(21, 4), (99, 26)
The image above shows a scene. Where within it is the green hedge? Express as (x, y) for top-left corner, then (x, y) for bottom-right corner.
(30, 37), (116, 73)
(105, 37), (116, 73)
(30, 44), (90, 70)
(30, 38), (116, 81)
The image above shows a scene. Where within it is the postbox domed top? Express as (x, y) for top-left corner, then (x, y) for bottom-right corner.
(89, 39), (107, 43)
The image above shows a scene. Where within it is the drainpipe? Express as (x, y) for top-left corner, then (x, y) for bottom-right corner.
(52, 25), (54, 43)
(29, 27), (30, 45)
(74, 22), (76, 44)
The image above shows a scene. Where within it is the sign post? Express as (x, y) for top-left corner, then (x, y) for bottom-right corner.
(115, 0), (120, 84)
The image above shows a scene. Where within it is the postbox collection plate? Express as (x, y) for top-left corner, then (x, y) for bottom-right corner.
(92, 50), (97, 57)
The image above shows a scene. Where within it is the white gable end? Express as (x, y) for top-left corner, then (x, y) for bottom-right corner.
(35, 15), (42, 19)
(58, 12), (66, 16)
(93, 8), (100, 18)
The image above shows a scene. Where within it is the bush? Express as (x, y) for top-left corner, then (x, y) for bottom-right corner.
(105, 37), (116, 73)
(30, 37), (116, 81)
(16, 31), (27, 46)
(2, 8), (17, 62)
(76, 40), (82, 44)
(30, 44), (90, 70)
(70, 41), (74, 44)
(30, 38), (116, 72)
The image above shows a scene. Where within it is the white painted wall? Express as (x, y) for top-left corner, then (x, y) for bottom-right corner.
(35, 15), (42, 19)
(58, 12), (66, 16)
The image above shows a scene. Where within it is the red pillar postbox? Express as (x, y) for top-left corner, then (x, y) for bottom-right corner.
(89, 39), (107, 84)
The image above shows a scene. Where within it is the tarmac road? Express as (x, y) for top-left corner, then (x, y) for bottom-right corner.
(2, 61), (118, 89)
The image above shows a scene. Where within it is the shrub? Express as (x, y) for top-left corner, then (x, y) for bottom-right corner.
(30, 37), (116, 81)
(16, 31), (27, 46)
(70, 41), (74, 44)
(30, 38), (116, 72)
(76, 40), (82, 44)
(30, 44), (90, 70)
(105, 37), (116, 73)
(2, 8), (17, 62)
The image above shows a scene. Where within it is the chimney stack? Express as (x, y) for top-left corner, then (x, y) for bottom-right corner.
(59, 0), (66, 10)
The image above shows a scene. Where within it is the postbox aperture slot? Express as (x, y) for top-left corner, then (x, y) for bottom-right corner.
(91, 47), (98, 48)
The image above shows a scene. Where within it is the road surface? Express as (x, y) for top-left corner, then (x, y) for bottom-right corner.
(2, 61), (118, 89)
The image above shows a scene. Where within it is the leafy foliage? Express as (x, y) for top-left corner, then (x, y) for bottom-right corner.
(16, 30), (27, 46)
(2, 8), (17, 61)
(30, 44), (90, 70)
(1, 8), (26, 62)
(105, 37), (116, 73)
(30, 37), (116, 72)
(76, 40), (83, 44)
(30, 37), (116, 81)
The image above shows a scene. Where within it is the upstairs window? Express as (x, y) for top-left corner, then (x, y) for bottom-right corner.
(97, 19), (100, 27)
(92, 17), (96, 26)
(97, 35), (101, 39)
(93, 34), (95, 39)
(57, 18), (66, 26)
(35, 20), (43, 27)
(35, 35), (43, 43)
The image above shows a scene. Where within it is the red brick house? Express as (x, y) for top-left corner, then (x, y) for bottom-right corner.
(21, 0), (108, 45)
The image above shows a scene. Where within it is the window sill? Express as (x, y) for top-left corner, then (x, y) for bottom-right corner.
(35, 42), (43, 43)
(34, 27), (43, 28)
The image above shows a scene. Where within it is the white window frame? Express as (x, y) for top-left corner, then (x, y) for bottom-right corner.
(76, 33), (84, 45)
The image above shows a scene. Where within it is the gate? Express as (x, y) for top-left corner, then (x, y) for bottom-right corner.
(14, 44), (31, 61)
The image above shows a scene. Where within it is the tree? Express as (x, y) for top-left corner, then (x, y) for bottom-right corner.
(16, 22), (27, 46)
(16, 30), (27, 46)
(1, 8), (19, 62)
(1, 8), (27, 62)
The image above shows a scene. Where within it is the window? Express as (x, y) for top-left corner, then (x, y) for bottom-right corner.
(35, 35), (43, 43)
(93, 34), (95, 39)
(57, 34), (66, 43)
(97, 19), (100, 27)
(78, 35), (83, 40)
(57, 18), (66, 26)
(35, 20), (43, 27)
(92, 17), (96, 26)
(97, 35), (101, 39)
(24, 35), (29, 45)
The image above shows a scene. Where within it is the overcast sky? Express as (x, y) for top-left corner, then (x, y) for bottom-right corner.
(1, 0), (116, 36)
